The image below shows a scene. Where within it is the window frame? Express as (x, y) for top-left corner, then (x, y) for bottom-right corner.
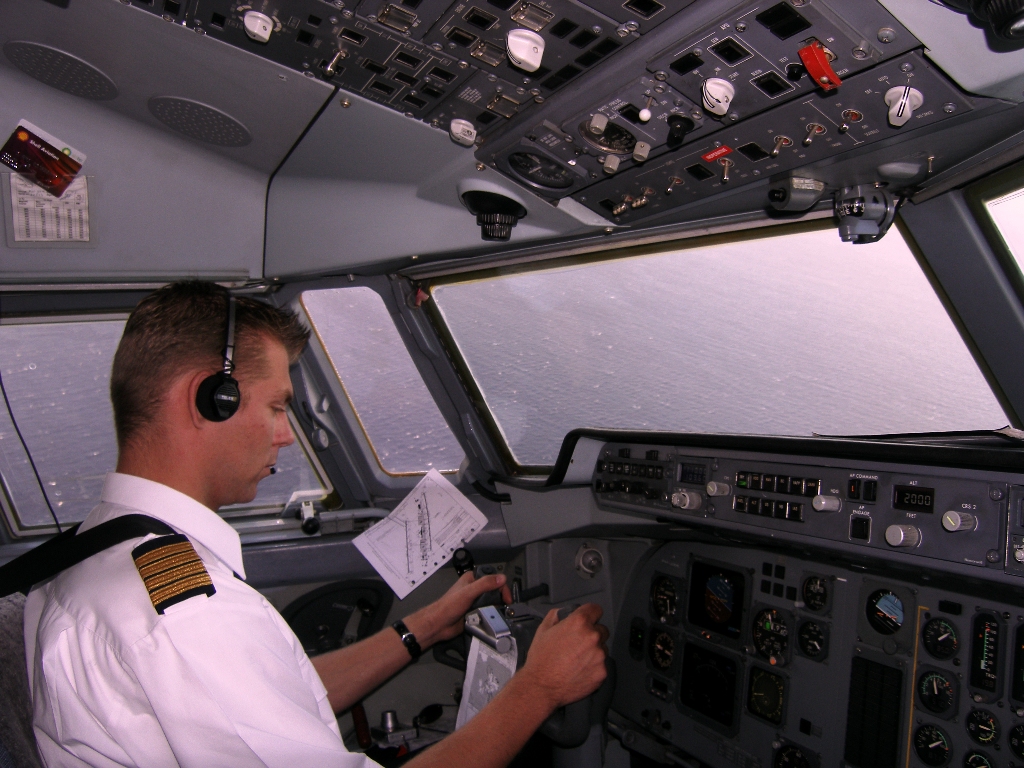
(424, 217), (1008, 474)
(965, 159), (1024, 311)
(0, 311), (335, 538)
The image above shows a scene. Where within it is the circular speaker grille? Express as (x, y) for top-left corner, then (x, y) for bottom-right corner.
(147, 97), (252, 147)
(3, 41), (117, 100)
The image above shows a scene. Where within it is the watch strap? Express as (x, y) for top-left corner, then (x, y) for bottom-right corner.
(393, 619), (422, 660)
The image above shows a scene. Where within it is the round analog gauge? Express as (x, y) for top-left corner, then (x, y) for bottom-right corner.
(651, 577), (678, 623)
(578, 120), (637, 155)
(914, 724), (952, 767)
(648, 630), (675, 670)
(918, 671), (955, 714)
(507, 152), (575, 190)
(966, 709), (999, 745)
(747, 667), (785, 724)
(1010, 723), (1024, 760)
(773, 745), (811, 768)
(963, 752), (995, 768)
(802, 576), (829, 612)
(922, 617), (959, 660)
(866, 589), (905, 635)
(798, 621), (827, 659)
(752, 608), (789, 665)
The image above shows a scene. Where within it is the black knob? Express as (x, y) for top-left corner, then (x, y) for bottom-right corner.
(452, 548), (475, 576)
(786, 63), (806, 81)
(666, 115), (696, 149)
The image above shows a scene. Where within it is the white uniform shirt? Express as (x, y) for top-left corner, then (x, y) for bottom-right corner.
(24, 472), (378, 768)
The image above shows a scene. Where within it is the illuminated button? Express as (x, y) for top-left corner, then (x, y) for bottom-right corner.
(812, 495), (842, 513)
(748, 498), (761, 515)
(804, 479), (820, 497)
(776, 476), (790, 493)
(941, 510), (976, 532)
(761, 500), (775, 517)
(762, 475), (777, 492)
(885, 524), (921, 547)
(847, 479), (861, 499)
(750, 473), (763, 490)
(734, 496), (748, 513)
(788, 478), (803, 494)
(774, 502), (788, 520)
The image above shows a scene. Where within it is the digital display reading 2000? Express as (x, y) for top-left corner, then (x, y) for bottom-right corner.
(893, 485), (936, 513)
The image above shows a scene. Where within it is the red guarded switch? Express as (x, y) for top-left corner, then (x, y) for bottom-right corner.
(798, 41), (841, 92)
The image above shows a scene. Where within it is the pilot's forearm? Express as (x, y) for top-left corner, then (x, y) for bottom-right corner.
(311, 608), (443, 713)
(404, 670), (556, 768)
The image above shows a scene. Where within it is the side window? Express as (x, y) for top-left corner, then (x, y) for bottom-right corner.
(0, 319), (328, 535)
(301, 286), (465, 475)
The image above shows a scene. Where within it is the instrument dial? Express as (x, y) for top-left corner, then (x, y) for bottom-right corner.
(747, 667), (785, 724)
(797, 621), (827, 659)
(773, 745), (811, 768)
(963, 752), (995, 768)
(507, 152), (575, 190)
(866, 589), (905, 635)
(752, 608), (789, 665)
(923, 617), (960, 660)
(1010, 723), (1024, 760)
(578, 120), (638, 155)
(651, 577), (678, 623)
(913, 724), (951, 767)
(917, 670), (955, 714)
(648, 630), (675, 670)
(802, 576), (829, 612)
(966, 709), (999, 745)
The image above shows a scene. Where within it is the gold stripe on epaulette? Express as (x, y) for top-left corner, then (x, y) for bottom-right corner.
(131, 534), (216, 614)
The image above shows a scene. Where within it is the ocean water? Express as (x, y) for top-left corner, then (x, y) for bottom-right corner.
(434, 226), (1008, 466)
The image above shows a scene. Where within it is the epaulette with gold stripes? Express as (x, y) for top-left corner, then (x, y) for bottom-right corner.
(131, 534), (216, 614)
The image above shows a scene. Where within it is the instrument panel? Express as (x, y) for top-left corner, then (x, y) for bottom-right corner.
(613, 540), (1024, 768)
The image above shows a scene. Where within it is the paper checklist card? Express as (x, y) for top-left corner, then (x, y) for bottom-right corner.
(353, 469), (489, 599)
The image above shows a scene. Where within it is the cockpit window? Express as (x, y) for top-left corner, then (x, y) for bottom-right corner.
(301, 286), (465, 475)
(431, 222), (1007, 467)
(0, 319), (328, 533)
(983, 182), (1024, 270)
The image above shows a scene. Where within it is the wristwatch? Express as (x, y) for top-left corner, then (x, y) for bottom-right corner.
(392, 620), (422, 661)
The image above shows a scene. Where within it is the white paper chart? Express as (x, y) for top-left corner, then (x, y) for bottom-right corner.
(456, 636), (518, 730)
(11, 174), (89, 242)
(353, 469), (488, 599)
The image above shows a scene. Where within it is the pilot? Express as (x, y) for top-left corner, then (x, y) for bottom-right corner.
(23, 281), (608, 767)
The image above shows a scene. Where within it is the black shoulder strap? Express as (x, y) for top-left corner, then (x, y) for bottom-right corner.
(0, 514), (175, 598)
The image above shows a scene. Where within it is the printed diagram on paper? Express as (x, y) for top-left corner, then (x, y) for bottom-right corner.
(456, 636), (518, 730)
(10, 174), (89, 242)
(353, 468), (488, 599)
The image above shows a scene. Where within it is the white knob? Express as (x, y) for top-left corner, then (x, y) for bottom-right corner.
(449, 119), (477, 147)
(1015, 548), (1024, 563)
(671, 490), (702, 510)
(885, 524), (921, 547)
(884, 86), (923, 128)
(506, 29), (545, 72)
(812, 495), (841, 513)
(632, 141), (651, 162)
(706, 481), (732, 497)
(603, 154), (620, 174)
(243, 11), (274, 43)
(588, 113), (608, 135)
(941, 510), (976, 532)
(638, 107), (652, 123)
(702, 78), (735, 117)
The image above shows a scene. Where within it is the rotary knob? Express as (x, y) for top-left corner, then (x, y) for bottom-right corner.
(812, 495), (842, 513)
(885, 524), (921, 547)
(701, 78), (735, 116)
(706, 481), (732, 497)
(941, 510), (976, 532)
(671, 490), (703, 510)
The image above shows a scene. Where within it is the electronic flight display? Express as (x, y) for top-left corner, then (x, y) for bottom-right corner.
(687, 561), (746, 641)
(680, 642), (739, 729)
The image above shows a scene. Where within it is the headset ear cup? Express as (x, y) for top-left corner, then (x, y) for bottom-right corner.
(196, 373), (240, 422)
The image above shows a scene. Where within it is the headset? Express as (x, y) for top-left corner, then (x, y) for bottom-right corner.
(195, 294), (241, 422)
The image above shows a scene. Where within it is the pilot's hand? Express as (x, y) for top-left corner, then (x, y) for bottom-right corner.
(521, 603), (609, 710)
(406, 572), (512, 648)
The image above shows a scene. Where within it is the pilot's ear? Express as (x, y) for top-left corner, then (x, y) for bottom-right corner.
(186, 370), (217, 429)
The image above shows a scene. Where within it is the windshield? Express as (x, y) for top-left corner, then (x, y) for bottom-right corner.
(431, 223), (1006, 466)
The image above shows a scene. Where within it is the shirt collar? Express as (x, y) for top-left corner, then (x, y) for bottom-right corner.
(93, 472), (246, 579)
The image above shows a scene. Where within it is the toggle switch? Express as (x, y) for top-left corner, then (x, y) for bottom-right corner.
(243, 11), (274, 43)
(665, 176), (684, 195)
(718, 157), (734, 182)
(770, 135), (793, 157)
(588, 113), (608, 135)
(611, 195), (633, 215)
(803, 123), (826, 146)
(507, 28), (545, 72)
(702, 78), (735, 117)
(631, 188), (654, 208)
(639, 95), (655, 123)
(632, 141), (651, 162)
(884, 86), (924, 128)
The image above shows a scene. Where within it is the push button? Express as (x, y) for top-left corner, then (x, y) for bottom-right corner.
(847, 479), (861, 500)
